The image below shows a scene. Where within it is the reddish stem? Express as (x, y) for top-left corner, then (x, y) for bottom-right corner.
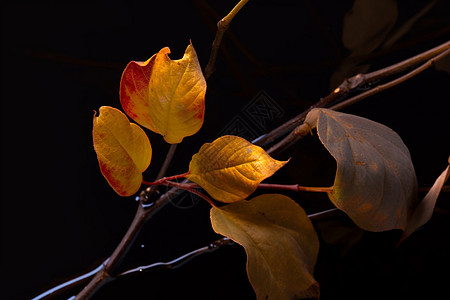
(297, 185), (333, 193)
(142, 172), (190, 186)
(165, 181), (216, 207)
(257, 183), (300, 192)
(258, 183), (333, 193)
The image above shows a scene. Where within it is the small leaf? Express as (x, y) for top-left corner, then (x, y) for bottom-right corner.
(187, 135), (288, 203)
(311, 108), (418, 231)
(120, 42), (206, 144)
(401, 158), (450, 241)
(211, 194), (320, 300)
(93, 106), (152, 196)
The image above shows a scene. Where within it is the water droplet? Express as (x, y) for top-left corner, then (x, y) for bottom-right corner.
(141, 202), (154, 208)
(141, 244), (145, 248)
(139, 268), (143, 272)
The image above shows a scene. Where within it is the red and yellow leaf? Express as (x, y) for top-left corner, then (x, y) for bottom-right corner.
(187, 135), (288, 203)
(211, 194), (320, 299)
(120, 42), (206, 144)
(93, 106), (152, 196)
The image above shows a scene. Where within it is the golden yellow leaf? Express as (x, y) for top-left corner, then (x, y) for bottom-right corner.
(120, 42), (206, 144)
(211, 194), (320, 299)
(187, 135), (288, 203)
(93, 106), (152, 196)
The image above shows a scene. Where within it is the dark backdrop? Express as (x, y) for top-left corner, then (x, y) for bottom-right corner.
(2, 0), (450, 299)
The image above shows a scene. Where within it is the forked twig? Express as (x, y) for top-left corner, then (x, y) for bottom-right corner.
(265, 42), (450, 155)
(204, 0), (250, 79)
(256, 40), (450, 149)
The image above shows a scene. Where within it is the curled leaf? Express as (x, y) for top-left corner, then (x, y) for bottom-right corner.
(211, 194), (320, 299)
(401, 158), (450, 241)
(93, 106), (152, 196)
(310, 108), (417, 231)
(187, 135), (288, 203)
(120, 42), (206, 144)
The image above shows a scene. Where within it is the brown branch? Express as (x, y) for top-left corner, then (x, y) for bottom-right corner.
(329, 48), (450, 111)
(204, 0), (250, 79)
(140, 144), (178, 204)
(255, 39), (450, 148)
(265, 42), (450, 156)
(75, 145), (181, 299)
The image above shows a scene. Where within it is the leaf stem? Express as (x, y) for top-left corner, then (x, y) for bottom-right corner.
(142, 171), (190, 186)
(297, 185), (334, 193)
(164, 181), (216, 207)
(204, 0), (250, 79)
(257, 183), (300, 193)
(258, 183), (333, 193)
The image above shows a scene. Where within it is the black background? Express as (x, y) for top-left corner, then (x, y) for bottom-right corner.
(2, 0), (450, 299)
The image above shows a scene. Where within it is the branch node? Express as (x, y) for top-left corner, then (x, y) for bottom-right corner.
(217, 19), (230, 31)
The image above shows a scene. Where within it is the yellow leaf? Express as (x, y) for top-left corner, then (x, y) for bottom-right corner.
(187, 135), (288, 203)
(120, 42), (206, 144)
(93, 106), (152, 196)
(211, 194), (320, 300)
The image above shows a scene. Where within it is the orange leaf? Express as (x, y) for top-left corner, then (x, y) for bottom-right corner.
(93, 106), (152, 196)
(120, 42), (206, 144)
(187, 135), (288, 203)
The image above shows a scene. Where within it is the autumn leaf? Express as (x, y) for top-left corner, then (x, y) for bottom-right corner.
(211, 194), (320, 300)
(120, 42), (206, 144)
(187, 135), (288, 203)
(401, 156), (450, 242)
(93, 106), (152, 196)
(308, 108), (418, 232)
(330, 0), (398, 88)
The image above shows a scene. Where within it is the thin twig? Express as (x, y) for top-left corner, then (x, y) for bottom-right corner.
(255, 39), (450, 148)
(32, 259), (109, 300)
(265, 44), (450, 155)
(329, 48), (450, 111)
(139, 144), (178, 204)
(204, 0), (250, 79)
(117, 237), (234, 277)
(75, 186), (186, 299)
(33, 238), (234, 300)
(117, 208), (343, 277)
(75, 145), (180, 299)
